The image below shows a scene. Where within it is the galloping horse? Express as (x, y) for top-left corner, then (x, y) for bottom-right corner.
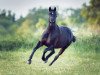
(27, 7), (76, 66)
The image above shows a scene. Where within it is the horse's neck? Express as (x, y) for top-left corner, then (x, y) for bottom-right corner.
(47, 22), (57, 31)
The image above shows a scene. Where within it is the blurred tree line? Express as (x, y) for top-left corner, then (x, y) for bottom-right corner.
(0, 0), (100, 36)
(81, 0), (100, 25)
(0, 10), (15, 34)
(0, 0), (100, 50)
(65, 0), (100, 27)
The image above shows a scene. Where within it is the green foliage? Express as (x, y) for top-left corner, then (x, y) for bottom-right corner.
(0, 7), (100, 51)
(26, 8), (48, 25)
(81, 0), (100, 25)
(16, 20), (33, 38)
(36, 18), (46, 29)
(74, 35), (100, 53)
(67, 8), (85, 26)
(0, 9), (17, 35)
(0, 35), (37, 51)
(0, 8), (49, 51)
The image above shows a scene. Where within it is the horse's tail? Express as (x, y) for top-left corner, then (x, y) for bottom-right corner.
(72, 36), (76, 42)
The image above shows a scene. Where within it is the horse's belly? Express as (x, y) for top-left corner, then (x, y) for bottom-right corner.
(54, 38), (68, 48)
(54, 26), (73, 48)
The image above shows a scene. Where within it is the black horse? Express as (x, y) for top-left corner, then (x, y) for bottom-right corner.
(27, 7), (76, 66)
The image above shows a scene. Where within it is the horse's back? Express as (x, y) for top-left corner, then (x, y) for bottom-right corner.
(56, 26), (73, 48)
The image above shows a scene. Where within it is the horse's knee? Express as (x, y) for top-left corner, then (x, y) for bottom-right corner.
(44, 48), (48, 53)
(42, 56), (45, 61)
(52, 50), (55, 54)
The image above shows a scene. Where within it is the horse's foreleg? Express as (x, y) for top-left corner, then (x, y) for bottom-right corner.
(45, 49), (55, 63)
(44, 38), (58, 63)
(27, 41), (43, 64)
(49, 47), (66, 66)
(42, 46), (54, 61)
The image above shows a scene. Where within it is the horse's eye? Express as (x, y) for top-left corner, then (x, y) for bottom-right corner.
(49, 13), (51, 15)
(49, 12), (54, 15)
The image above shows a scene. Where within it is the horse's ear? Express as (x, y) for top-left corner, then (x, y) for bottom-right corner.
(49, 7), (51, 11)
(54, 7), (56, 11)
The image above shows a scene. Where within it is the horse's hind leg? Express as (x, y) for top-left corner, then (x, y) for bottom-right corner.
(49, 43), (71, 66)
(49, 47), (66, 66)
(27, 41), (43, 64)
(49, 42), (72, 66)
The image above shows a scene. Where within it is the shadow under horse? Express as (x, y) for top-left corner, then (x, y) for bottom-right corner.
(27, 7), (76, 66)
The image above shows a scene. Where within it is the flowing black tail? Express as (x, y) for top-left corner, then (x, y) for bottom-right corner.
(72, 36), (76, 42)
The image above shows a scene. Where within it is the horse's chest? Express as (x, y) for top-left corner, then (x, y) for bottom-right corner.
(42, 32), (58, 46)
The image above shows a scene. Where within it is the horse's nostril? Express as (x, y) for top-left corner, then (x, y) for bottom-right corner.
(51, 17), (53, 20)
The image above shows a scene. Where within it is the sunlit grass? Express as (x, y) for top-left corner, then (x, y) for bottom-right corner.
(0, 47), (100, 75)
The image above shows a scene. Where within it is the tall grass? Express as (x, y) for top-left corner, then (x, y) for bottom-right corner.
(0, 34), (38, 51)
(0, 46), (100, 75)
(73, 35), (100, 53)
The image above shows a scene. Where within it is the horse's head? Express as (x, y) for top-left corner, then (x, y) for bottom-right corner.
(49, 7), (57, 23)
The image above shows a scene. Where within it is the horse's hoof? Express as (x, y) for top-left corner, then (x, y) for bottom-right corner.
(44, 60), (48, 63)
(42, 57), (45, 61)
(49, 63), (52, 66)
(27, 60), (32, 64)
(49, 61), (54, 66)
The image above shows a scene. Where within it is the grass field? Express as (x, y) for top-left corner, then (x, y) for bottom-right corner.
(0, 46), (100, 75)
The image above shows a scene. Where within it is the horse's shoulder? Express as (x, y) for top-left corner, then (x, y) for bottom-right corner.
(59, 26), (71, 31)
